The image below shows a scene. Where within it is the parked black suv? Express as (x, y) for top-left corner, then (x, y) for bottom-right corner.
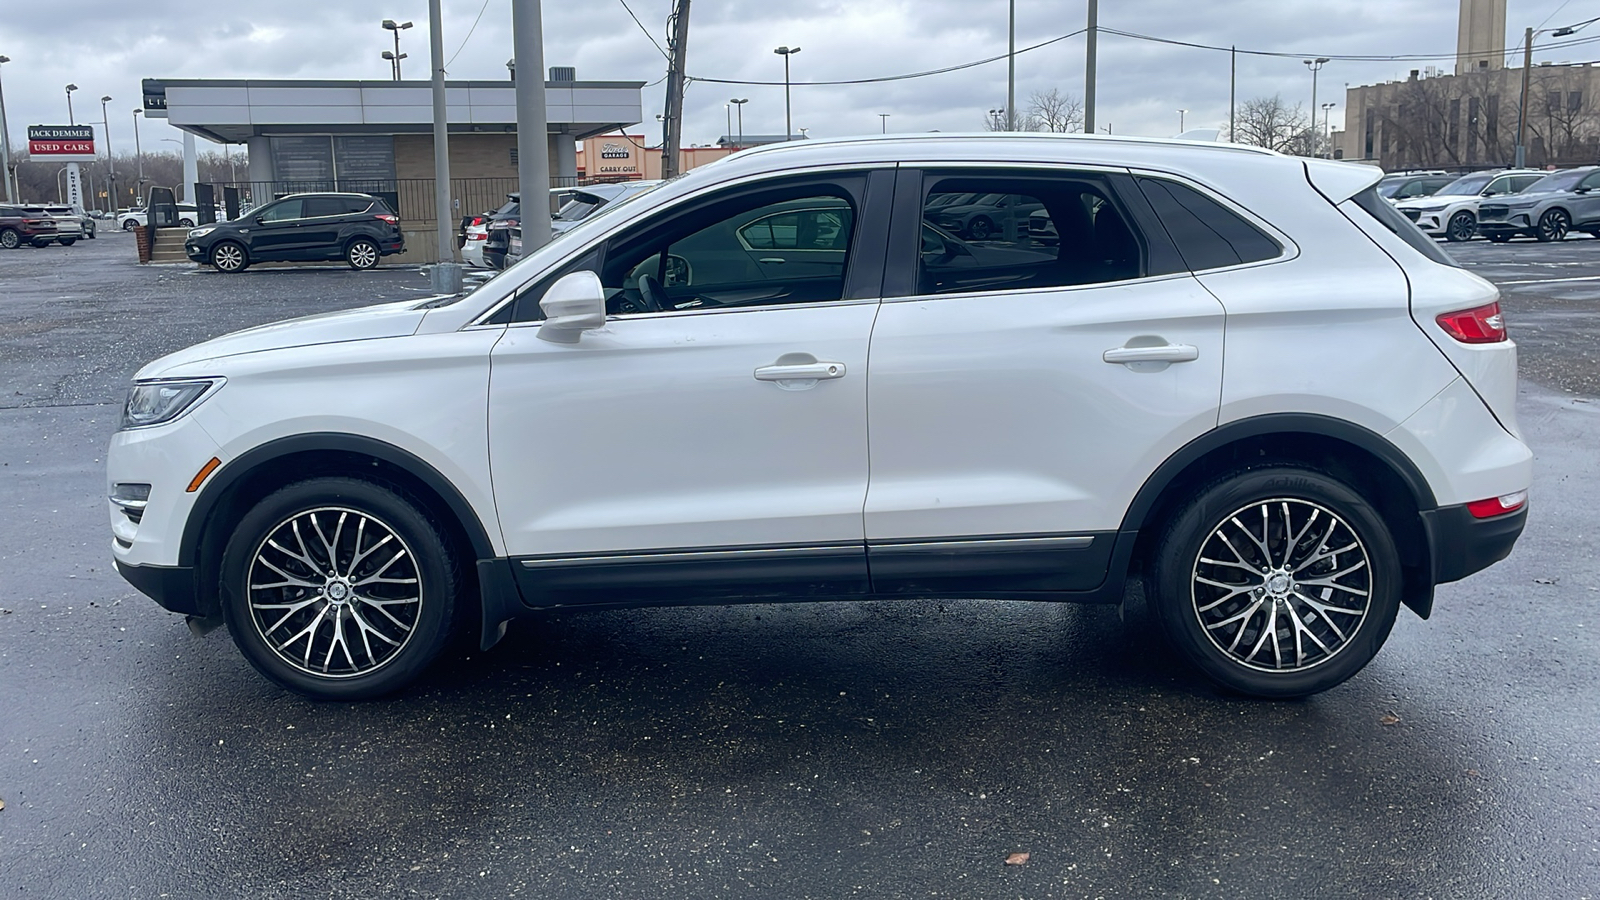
(185, 193), (404, 272)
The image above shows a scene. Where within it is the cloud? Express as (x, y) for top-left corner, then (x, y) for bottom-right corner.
(0, 0), (1582, 153)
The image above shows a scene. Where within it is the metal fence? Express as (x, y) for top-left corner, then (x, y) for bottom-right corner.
(200, 175), (622, 224)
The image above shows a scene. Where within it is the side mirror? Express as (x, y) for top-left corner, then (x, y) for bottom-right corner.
(253, 215), (265, 225)
(537, 271), (607, 344)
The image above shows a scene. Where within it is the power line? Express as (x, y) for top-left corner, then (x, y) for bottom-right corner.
(444, 0), (496, 69)
(618, 0), (669, 59)
(1101, 25), (1600, 63)
(687, 29), (1085, 86)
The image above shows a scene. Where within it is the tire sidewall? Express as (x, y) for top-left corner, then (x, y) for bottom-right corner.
(1446, 212), (1475, 242)
(1, 229), (19, 249)
(219, 477), (459, 700)
(210, 241), (248, 272)
(1151, 467), (1402, 698)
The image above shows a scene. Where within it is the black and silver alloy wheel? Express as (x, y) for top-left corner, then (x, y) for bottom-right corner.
(1190, 498), (1370, 673)
(1537, 208), (1571, 242)
(1151, 467), (1401, 698)
(0, 228), (19, 249)
(211, 241), (247, 272)
(346, 238), (380, 270)
(1445, 211), (1476, 243)
(246, 506), (423, 678)
(221, 477), (458, 698)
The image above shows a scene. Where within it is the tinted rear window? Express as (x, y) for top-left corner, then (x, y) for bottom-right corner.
(1137, 178), (1281, 271)
(1350, 187), (1459, 268)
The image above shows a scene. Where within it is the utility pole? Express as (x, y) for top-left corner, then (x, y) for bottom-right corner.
(1006, 0), (1016, 131)
(1229, 45), (1236, 142)
(428, 0), (460, 286)
(661, 0), (691, 178)
(512, 0), (552, 253)
(132, 108), (145, 204)
(1083, 0), (1097, 133)
(1517, 26), (1533, 167)
(0, 56), (13, 203)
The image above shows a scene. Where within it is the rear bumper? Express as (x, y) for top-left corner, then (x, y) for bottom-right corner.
(1421, 503), (1526, 584)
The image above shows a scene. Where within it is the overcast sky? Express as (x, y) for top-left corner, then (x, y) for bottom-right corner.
(0, 0), (1591, 155)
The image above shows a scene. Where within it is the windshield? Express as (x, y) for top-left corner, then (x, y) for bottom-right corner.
(1524, 169), (1587, 193)
(1435, 174), (1494, 196)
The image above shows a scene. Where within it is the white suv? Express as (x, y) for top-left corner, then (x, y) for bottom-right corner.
(1394, 170), (1546, 242)
(108, 135), (1531, 700)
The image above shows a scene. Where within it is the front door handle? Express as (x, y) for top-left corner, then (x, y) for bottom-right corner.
(755, 361), (846, 381)
(758, 257), (786, 264)
(1103, 343), (1199, 365)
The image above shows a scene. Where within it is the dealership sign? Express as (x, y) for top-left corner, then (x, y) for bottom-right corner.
(28, 125), (96, 161)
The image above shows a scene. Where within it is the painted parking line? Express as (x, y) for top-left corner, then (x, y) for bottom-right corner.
(1494, 275), (1600, 286)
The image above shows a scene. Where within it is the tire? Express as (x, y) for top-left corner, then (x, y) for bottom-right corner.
(180, 218), (195, 227)
(1445, 211), (1476, 242)
(0, 228), (18, 249)
(345, 237), (380, 270)
(31, 239), (50, 248)
(1536, 208), (1571, 242)
(965, 216), (994, 241)
(219, 477), (460, 699)
(1149, 466), (1402, 698)
(209, 241), (249, 273)
(1486, 233), (1512, 243)
(60, 238), (77, 247)
(122, 219), (138, 231)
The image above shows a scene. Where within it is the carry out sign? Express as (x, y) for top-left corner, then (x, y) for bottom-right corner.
(28, 125), (96, 161)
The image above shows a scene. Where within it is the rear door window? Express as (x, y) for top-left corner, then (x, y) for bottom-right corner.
(914, 172), (1145, 295)
(1136, 178), (1281, 271)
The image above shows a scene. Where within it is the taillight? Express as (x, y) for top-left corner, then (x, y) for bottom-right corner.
(1436, 301), (1507, 343)
(375, 214), (399, 224)
(470, 216), (485, 226)
(1466, 489), (1527, 519)
(468, 232), (486, 241)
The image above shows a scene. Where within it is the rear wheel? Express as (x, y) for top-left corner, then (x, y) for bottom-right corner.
(346, 237), (380, 270)
(1537, 208), (1571, 242)
(0, 228), (19, 249)
(219, 477), (460, 699)
(1150, 467), (1402, 698)
(210, 241), (249, 273)
(60, 237), (77, 247)
(1445, 211), (1476, 242)
(30, 239), (50, 248)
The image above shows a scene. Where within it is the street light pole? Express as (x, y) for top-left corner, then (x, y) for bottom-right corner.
(1304, 57), (1329, 156)
(0, 55), (14, 203)
(383, 19), (413, 80)
(1515, 22), (1580, 167)
(131, 109), (145, 205)
(1006, 0), (1015, 131)
(1321, 102), (1336, 156)
(731, 98), (746, 149)
(66, 83), (78, 124)
(775, 46), (800, 141)
(879, 113), (890, 133)
(1177, 108), (1187, 132)
(100, 95), (114, 211)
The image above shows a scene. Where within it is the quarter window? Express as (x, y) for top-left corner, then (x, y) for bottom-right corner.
(303, 197), (349, 218)
(916, 174), (1144, 295)
(1136, 178), (1281, 271)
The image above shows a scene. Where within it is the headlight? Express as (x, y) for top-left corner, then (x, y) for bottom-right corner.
(121, 379), (219, 430)
(188, 226), (215, 239)
(1414, 204), (1448, 213)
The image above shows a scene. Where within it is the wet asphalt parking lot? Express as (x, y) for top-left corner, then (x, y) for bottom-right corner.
(1, 231), (1597, 899)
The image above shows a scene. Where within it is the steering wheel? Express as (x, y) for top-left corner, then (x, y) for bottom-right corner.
(637, 274), (667, 313)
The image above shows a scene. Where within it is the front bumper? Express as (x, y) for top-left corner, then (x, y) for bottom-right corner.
(185, 243), (207, 261)
(1420, 503), (1526, 584)
(115, 561), (202, 615)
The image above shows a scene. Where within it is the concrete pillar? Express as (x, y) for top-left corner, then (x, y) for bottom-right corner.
(246, 136), (274, 183)
(182, 132), (198, 202)
(552, 133), (577, 185)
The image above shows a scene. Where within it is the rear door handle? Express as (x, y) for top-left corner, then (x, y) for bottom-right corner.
(1102, 343), (1199, 364)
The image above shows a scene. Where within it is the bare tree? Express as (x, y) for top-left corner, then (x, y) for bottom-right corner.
(1027, 88), (1083, 133)
(1234, 95), (1311, 153)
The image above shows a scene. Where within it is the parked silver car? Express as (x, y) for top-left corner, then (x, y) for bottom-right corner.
(1476, 167), (1600, 242)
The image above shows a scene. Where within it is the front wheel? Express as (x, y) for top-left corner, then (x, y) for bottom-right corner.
(122, 219), (138, 231)
(1149, 467), (1402, 698)
(219, 477), (460, 699)
(1445, 211), (1476, 242)
(210, 241), (249, 273)
(965, 217), (994, 241)
(1537, 208), (1571, 242)
(346, 238), (380, 270)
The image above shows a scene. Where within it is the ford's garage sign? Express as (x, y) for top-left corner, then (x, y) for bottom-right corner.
(28, 125), (96, 161)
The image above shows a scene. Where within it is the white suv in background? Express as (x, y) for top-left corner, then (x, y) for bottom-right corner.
(108, 135), (1531, 701)
(1394, 169), (1546, 242)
